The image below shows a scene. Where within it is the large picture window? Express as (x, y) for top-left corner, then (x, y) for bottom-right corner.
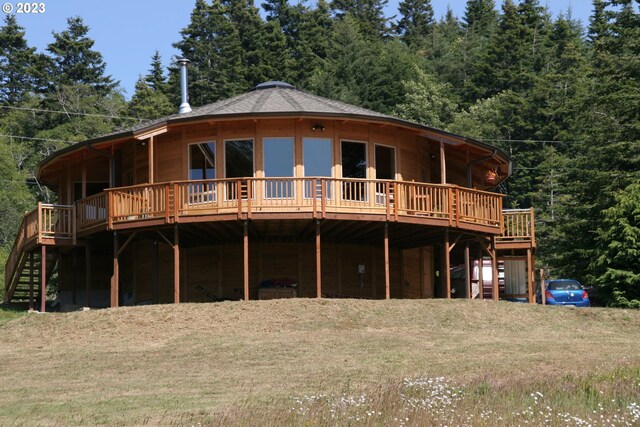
(263, 137), (294, 198)
(304, 138), (332, 198)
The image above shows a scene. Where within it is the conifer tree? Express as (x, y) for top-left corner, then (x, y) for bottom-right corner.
(0, 15), (39, 105)
(294, 0), (333, 87)
(34, 16), (125, 155)
(128, 52), (173, 120)
(430, 8), (464, 90)
(263, 19), (296, 82)
(46, 17), (117, 93)
(395, 0), (434, 47)
(330, 0), (390, 39)
(127, 77), (174, 120)
(593, 183), (640, 308)
(310, 16), (419, 113)
(309, 15), (365, 105)
(172, 0), (247, 106)
(146, 50), (168, 93)
(459, 0), (498, 104)
(463, 0), (497, 32)
(223, 0), (269, 86)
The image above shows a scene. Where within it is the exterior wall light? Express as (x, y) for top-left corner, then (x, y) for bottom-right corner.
(311, 124), (326, 132)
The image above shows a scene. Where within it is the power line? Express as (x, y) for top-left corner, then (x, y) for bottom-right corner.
(0, 134), (73, 144)
(0, 179), (40, 185)
(478, 138), (585, 144)
(0, 105), (143, 121)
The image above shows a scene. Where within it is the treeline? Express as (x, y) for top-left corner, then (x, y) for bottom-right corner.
(0, 0), (638, 307)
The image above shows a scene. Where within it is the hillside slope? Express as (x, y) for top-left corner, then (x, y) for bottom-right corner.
(1, 299), (639, 425)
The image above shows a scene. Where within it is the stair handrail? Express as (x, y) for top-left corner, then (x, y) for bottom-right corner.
(4, 207), (35, 297)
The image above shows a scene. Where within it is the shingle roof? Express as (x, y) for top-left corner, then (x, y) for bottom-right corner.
(124, 81), (392, 134)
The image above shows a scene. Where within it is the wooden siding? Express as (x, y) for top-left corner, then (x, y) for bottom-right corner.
(135, 142), (149, 185)
(155, 130), (183, 183)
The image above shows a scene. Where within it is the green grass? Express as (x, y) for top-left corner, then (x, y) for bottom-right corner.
(0, 299), (639, 425)
(0, 306), (26, 326)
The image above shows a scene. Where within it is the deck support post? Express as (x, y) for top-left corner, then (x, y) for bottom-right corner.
(491, 236), (498, 301)
(527, 248), (534, 304)
(152, 240), (159, 303)
(111, 232), (119, 308)
(28, 252), (34, 311)
(464, 243), (471, 299)
(243, 220), (249, 301)
(149, 135), (155, 184)
(81, 154), (87, 199)
(477, 248), (484, 299)
(173, 225), (180, 304)
(440, 141), (447, 184)
(384, 223), (390, 299)
(40, 245), (46, 312)
(316, 220), (321, 298)
(85, 243), (91, 308)
(444, 229), (451, 298)
(72, 253), (77, 305)
(540, 269), (546, 305)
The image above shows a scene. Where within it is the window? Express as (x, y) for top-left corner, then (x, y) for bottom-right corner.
(189, 142), (216, 180)
(303, 138), (332, 198)
(375, 145), (395, 180)
(188, 142), (216, 204)
(341, 141), (367, 178)
(374, 145), (396, 205)
(547, 280), (583, 291)
(263, 137), (294, 198)
(224, 139), (253, 200)
(341, 140), (367, 201)
(225, 139), (254, 178)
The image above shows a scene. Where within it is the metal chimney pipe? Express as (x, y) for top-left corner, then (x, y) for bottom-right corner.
(177, 58), (192, 114)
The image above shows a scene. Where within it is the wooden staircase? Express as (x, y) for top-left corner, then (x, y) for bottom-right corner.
(4, 248), (59, 306)
(4, 203), (70, 307)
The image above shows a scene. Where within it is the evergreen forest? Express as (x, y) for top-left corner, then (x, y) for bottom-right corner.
(0, 0), (638, 307)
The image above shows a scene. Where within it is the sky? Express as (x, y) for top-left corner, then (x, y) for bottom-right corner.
(9, 0), (596, 100)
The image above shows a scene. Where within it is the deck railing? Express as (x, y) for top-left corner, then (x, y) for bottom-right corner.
(105, 178), (504, 229)
(39, 204), (74, 239)
(498, 208), (535, 242)
(108, 182), (169, 226)
(5, 210), (32, 295)
(77, 192), (108, 232)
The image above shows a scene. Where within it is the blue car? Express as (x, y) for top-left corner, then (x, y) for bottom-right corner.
(536, 279), (590, 307)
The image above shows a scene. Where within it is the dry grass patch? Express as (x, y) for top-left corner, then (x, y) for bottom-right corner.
(0, 299), (639, 425)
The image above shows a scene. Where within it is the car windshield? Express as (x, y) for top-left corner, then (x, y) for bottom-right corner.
(547, 280), (582, 290)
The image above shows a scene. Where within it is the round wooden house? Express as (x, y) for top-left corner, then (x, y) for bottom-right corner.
(4, 81), (536, 310)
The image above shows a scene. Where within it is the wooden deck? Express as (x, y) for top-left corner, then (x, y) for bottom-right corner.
(4, 178), (537, 304)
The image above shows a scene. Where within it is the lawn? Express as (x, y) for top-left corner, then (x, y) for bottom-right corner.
(0, 299), (638, 426)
